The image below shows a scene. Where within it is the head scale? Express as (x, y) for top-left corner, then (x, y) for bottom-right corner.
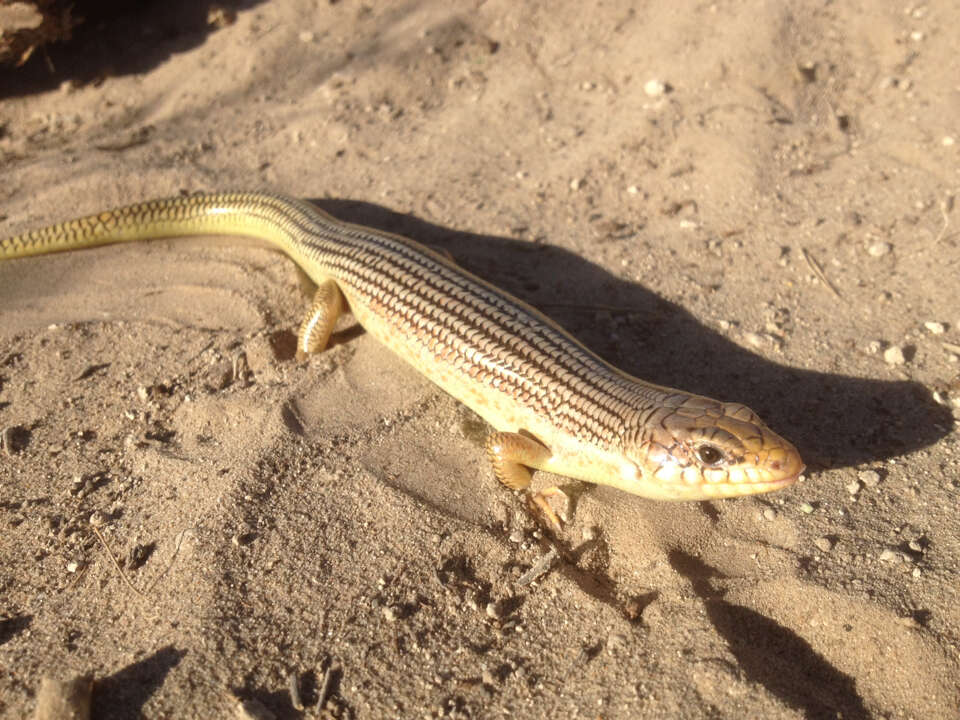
(621, 397), (804, 499)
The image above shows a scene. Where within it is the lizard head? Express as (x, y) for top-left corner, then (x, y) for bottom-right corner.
(619, 396), (804, 500)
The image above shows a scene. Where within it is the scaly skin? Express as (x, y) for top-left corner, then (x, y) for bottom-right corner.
(1, 192), (804, 502)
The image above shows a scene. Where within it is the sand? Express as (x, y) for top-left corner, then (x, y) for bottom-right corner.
(1, 1), (958, 717)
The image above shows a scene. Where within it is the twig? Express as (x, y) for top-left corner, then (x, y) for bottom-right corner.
(801, 247), (842, 299)
(516, 547), (559, 587)
(935, 195), (953, 243)
(90, 525), (146, 598)
(288, 671), (304, 711)
(90, 525), (193, 597)
(317, 660), (336, 710)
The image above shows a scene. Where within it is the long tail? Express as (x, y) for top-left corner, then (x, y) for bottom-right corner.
(0, 192), (318, 260)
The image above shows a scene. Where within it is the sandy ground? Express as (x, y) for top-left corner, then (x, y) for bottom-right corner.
(1, 1), (959, 717)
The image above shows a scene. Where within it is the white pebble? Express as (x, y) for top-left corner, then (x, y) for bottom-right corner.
(814, 537), (834, 552)
(868, 241), (892, 257)
(66, 561), (79, 573)
(846, 480), (861, 495)
(883, 346), (906, 365)
(858, 469), (881, 487)
(943, 136), (956, 147)
(866, 340), (882, 354)
(626, 185), (640, 195)
(299, 31), (315, 43)
(570, 178), (583, 191)
(643, 79), (666, 97)
(923, 321), (945, 335)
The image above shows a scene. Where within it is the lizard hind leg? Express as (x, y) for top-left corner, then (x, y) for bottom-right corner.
(296, 278), (344, 361)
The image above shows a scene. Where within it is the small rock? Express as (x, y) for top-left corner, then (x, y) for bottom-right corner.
(878, 549), (900, 563)
(799, 502), (815, 514)
(643, 79), (667, 97)
(382, 606), (398, 622)
(626, 185), (640, 195)
(570, 178), (583, 191)
(858, 469), (881, 487)
(299, 31), (315, 43)
(846, 480), (861, 495)
(762, 508), (777, 521)
(868, 241), (892, 257)
(866, 340), (882, 354)
(66, 561), (79, 573)
(883, 345), (906, 365)
(923, 321), (945, 335)
(943, 136), (956, 147)
(508, 529), (524, 544)
(814, 537), (834, 552)
(485, 601), (503, 620)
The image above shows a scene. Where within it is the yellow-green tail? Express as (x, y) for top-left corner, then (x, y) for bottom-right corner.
(0, 192), (314, 260)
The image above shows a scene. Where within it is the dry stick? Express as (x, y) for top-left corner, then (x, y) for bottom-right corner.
(935, 196), (952, 243)
(317, 661), (336, 710)
(91, 525), (146, 598)
(90, 524), (192, 598)
(801, 247), (842, 299)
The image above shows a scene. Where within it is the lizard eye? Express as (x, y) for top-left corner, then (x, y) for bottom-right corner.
(695, 444), (724, 466)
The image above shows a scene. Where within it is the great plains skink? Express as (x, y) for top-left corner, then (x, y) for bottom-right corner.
(0, 192), (804, 513)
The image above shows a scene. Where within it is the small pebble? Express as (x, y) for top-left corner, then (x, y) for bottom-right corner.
(943, 136), (956, 147)
(868, 241), (892, 257)
(846, 480), (862, 495)
(508, 529), (524, 544)
(762, 508), (777, 521)
(626, 185), (640, 195)
(66, 561), (79, 573)
(858, 469), (881, 487)
(799, 502), (815, 514)
(299, 31), (315, 43)
(382, 606), (398, 622)
(866, 340), (882, 354)
(485, 601), (503, 620)
(814, 537), (834, 552)
(570, 178), (583, 191)
(744, 331), (765, 348)
(879, 549), (900, 563)
(924, 321), (945, 335)
(883, 345), (906, 365)
(643, 79), (667, 97)
(907, 539), (924, 553)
